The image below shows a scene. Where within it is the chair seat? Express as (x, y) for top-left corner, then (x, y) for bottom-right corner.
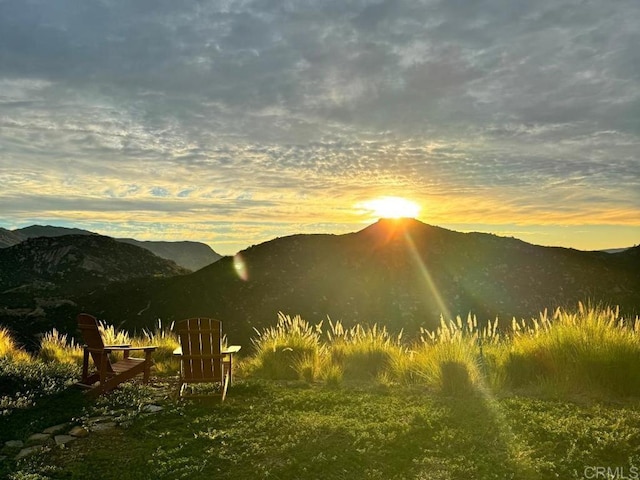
(76, 313), (157, 396)
(111, 357), (146, 374)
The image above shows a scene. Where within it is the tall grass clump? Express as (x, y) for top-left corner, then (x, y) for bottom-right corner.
(99, 320), (131, 345)
(98, 320), (132, 362)
(394, 315), (495, 394)
(326, 320), (404, 382)
(0, 326), (31, 363)
(38, 328), (84, 365)
(134, 319), (180, 374)
(244, 312), (324, 380)
(503, 303), (640, 397)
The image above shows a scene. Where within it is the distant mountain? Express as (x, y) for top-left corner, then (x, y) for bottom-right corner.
(0, 234), (188, 293)
(16, 225), (94, 239)
(2, 225), (221, 270)
(72, 218), (640, 347)
(117, 238), (222, 272)
(0, 234), (189, 346)
(0, 228), (24, 249)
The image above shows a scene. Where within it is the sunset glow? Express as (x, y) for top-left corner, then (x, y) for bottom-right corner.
(0, 1), (638, 254)
(361, 197), (421, 219)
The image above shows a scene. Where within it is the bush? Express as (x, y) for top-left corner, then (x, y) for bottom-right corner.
(326, 321), (404, 382)
(0, 327), (31, 362)
(0, 356), (80, 414)
(246, 312), (323, 380)
(393, 315), (487, 393)
(502, 304), (640, 397)
(38, 328), (84, 365)
(134, 319), (180, 374)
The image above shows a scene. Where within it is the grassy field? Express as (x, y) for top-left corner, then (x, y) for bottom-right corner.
(2, 304), (640, 479)
(3, 380), (640, 480)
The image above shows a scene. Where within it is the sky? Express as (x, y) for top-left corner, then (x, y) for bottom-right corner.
(1, 0), (639, 255)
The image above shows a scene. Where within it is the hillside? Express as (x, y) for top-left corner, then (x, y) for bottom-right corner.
(74, 219), (640, 345)
(1, 225), (221, 270)
(117, 238), (222, 272)
(0, 234), (189, 345)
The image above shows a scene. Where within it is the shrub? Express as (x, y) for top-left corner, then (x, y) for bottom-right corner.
(397, 315), (485, 393)
(0, 356), (80, 412)
(247, 312), (323, 380)
(502, 304), (640, 397)
(97, 320), (132, 362)
(321, 363), (344, 387)
(0, 327), (31, 362)
(38, 328), (84, 366)
(326, 321), (404, 382)
(135, 319), (180, 374)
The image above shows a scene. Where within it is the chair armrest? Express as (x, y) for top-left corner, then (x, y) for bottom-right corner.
(103, 345), (157, 353)
(222, 345), (242, 354)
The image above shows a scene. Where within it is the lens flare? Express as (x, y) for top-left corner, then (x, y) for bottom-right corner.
(233, 253), (248, 281)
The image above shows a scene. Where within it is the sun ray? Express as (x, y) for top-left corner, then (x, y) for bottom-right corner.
(401, 229), (451, 322)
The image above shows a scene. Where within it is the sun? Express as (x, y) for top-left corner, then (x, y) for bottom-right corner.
(361, 196), (421, 219)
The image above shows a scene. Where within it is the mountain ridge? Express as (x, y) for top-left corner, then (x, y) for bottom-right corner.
(1, 218), (638, 348)
(0, 225), (221, 271)
(74, 218), (640, 344)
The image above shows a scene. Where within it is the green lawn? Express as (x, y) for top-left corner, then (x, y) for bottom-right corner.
(4, 380), (640, 480)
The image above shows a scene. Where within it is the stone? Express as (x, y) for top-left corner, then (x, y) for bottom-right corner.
(113, 414), (131, 424)
(91, 422), (116, 432)
(54, 435), (76, 446)
(68, 426), (89, 438)
(43, 423), (68, 435)
(4, 440), (23, 449)
(142, 404), (163, 413)
(15, 446), (43, 460)
(27, 433), (51, 444)
(86, 416), (110, 424)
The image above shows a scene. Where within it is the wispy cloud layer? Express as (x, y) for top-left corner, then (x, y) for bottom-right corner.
(1, 0), (639, 252)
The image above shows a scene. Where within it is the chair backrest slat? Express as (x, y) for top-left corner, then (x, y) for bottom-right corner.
(177, 318), (223, 383)
(77, 313), (114, 373)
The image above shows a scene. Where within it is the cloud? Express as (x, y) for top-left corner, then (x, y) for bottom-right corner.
(0, 0), (639, 253)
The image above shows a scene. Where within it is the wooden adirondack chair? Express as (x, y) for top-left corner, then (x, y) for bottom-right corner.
(175, 317), (241, 401)
(77, 313), (157, 396)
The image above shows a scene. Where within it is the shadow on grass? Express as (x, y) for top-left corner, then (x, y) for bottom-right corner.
(0, 386), (89, 443)
(250, 382), (540, 479)
(4, 378), (545, 480)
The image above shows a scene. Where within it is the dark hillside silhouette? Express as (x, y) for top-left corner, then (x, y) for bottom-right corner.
(0, 235), (188, 346)
(72, 219), (640, 346)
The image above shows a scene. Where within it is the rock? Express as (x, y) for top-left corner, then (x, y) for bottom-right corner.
(86, 416), (110, 424)
(142, 404), (163, 413)
(68, 426), (89, 438)
(54, 435), (76, 446)
(15, 446), (43, 460)
(4, 440), (24, 449)
(91, 422), (117, 432)
(43, 423), (68, 434)
(113, 414), (131, 424)
(27, 433), (51, 444)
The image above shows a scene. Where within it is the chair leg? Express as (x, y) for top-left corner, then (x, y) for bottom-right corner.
(82, 347), (90, 383)
(143, 351), (152, 383)
(221, 371), (230, 402)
